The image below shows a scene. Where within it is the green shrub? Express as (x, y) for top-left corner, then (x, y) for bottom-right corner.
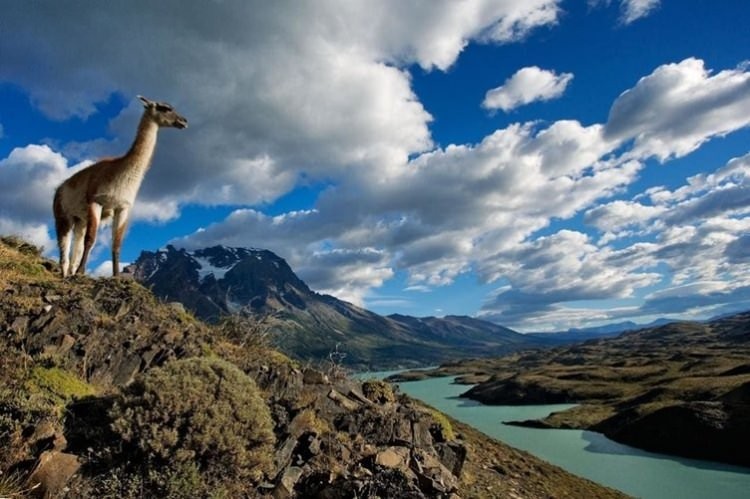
(78, 461), (230, 499)
(148, 461), (225, 499)
(110, 358), (275, 485)
(362, 379), (396, 404)
(428, 408), (455, 442)
(84, 465), (145, 499)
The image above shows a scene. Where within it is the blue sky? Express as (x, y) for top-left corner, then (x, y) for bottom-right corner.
(2, 0), (750, 331)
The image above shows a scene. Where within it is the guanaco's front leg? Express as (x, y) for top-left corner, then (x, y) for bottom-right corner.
(76, 202), (101, 275)
(111, 207), (129, 277)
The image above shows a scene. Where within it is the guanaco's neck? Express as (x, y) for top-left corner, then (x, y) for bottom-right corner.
(124, 112), (159, 174)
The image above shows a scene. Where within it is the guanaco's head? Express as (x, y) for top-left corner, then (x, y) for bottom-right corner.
(138, 95), (188, 129)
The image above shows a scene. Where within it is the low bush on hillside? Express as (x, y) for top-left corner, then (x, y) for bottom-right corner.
(110, 357), (275, 494)
(362, 379), (397, 404)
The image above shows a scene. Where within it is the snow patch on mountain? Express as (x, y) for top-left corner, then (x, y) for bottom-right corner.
(192, 254), (234, 282)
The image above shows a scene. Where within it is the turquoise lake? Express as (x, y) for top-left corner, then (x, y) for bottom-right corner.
(357, 371), (750, 499)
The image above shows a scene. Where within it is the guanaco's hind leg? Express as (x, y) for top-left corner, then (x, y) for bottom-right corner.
(75, 203), (101, 275)
(55, 216), (73, 277)
(69, 219), (87, 276)
(53, 188), (73, 277)
(111, 208), (129, 277)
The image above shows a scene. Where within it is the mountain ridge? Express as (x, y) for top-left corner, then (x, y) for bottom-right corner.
(125, 244), (551, 369)
(526, 318), (677, 342)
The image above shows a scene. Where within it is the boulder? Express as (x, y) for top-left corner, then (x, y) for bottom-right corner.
(10, 315), (29, 335)
(411, 418), (434, 448)
(26, 451), (80, 498)
(328, 389), (359, 411)
(167, 301), (186, 314)
(110, 354), (143, 386)
(375, 446), (411, 472)
(303, 368), (330, 385)
(273, 465), (305, 498)
(411, 448), (459, 495)
(436, 441), (467, 477)
(29, 420), (67, 454)
(274, 436), (298, 472)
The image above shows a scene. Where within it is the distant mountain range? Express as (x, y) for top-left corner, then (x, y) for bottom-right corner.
(527, 318), (676, 342)
(125, 245), (553, 369)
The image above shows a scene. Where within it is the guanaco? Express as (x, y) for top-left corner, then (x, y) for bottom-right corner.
(53, 96), (187, 277)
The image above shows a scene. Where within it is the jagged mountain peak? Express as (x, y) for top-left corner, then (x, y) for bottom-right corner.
(142, 244), (286, 281)
(126, 244), (311, 321)
(128, 244), (297, 283)
(187, 245), (288, 283)
(128, 244), (549, 368)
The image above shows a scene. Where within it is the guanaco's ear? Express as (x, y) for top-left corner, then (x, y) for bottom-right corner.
(138, 95), (153, 107)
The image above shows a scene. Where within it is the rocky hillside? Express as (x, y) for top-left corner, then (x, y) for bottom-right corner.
(0, 236), (625, 498)
(125, 245), (549, 369)
(396, 315), (750, 467)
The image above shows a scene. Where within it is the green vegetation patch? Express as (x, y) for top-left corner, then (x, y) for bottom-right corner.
(0, 236), (53, 285)
(27, 367), (96, 406)
(111, 357), (275, 489)
(429, 408), (455, 441)
(362, 379), (397, 404)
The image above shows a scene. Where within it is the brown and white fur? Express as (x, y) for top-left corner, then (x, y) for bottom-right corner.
(53, 96), (187, 277)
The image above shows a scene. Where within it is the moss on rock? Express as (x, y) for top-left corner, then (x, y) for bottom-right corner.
(28, 367), (96, 403)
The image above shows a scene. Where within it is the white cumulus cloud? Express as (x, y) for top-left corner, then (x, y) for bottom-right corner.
(605, 58), (750, 161)
(0, 144), (84, 255)
(174, 118), (632, 296)
(0, 145), (80, 224)
(500, 152), (750, 331)
(173, 54), (750, 308)
(0, 0), (563, 211)
(585, 200), (665, 233)
(482, 66), (574, 112)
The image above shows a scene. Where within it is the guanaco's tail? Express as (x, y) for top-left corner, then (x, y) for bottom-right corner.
(53, 185), (74, 239)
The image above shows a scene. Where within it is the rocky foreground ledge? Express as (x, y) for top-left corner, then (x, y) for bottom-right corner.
(0, 237), (625, 498)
